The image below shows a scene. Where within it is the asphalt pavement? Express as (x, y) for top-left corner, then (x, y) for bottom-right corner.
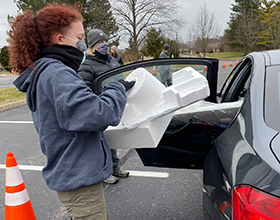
(0, 105), (203, 219)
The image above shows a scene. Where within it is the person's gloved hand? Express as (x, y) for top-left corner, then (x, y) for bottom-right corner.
(118, 79), (136, 92)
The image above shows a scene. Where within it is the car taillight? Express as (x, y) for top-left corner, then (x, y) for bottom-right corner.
(232, 185), (280, 220)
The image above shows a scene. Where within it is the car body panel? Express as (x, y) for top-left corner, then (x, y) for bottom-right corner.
(204, 50), (280, 220)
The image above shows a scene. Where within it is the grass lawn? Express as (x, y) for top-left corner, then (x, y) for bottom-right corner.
(204, 52), (245, 60)
(0, 87), (26, 104)
(0, 71), (10, 75)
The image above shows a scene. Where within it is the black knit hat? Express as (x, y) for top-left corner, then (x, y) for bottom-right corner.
(163, 44), (170, 50)
(87, 29), (108, 48)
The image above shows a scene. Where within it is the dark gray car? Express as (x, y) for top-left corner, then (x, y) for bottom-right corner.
(93, 50), (280, 220)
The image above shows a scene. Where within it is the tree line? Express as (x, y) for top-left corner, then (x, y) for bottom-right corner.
(4, 0), (181, 62)
(1, 0), (280, 69)
(186, 0), (280, 57)
(223, 0), (280, 55)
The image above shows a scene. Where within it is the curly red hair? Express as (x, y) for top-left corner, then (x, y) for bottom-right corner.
(8, 4), (83, 74)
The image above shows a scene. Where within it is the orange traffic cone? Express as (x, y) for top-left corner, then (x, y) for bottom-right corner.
(152, 66), (156, 75)
(222, 62), (226, 68)
(5, 152), (37, 220)
(230, 61), (233, 67)
(11, 69), (14, 74)
(235, 60), (238, 65)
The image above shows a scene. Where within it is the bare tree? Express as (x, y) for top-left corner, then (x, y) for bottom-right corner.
(110, 0), (183, 61)
(191, 2), (220, 58)
(187, 29), (196, 57)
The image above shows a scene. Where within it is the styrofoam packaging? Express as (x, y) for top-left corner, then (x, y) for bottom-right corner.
(171, 100), (242, 128)
(121, 67), (210, 129)
(104, 66), (210, 149)
(104, 113), (174, 149)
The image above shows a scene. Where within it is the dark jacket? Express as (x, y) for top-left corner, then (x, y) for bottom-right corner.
(114, 53), (124, 66)
(159, 50), (169, 59)
(13, 57), (127, 191)
(78, 51), (120, 90)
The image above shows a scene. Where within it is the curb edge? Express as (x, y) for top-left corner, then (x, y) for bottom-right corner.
(0, 99), (27, 112)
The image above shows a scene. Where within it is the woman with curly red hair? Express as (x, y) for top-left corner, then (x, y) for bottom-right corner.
(9, 4), (134, 220)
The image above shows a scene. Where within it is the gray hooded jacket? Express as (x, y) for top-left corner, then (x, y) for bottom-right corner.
(13, 57), (127, 191)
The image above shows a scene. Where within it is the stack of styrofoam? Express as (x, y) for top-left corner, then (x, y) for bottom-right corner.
(104, 67), (210, 149)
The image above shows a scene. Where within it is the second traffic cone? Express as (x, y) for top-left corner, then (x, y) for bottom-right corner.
(152, 66), (156, 75)
(236, 60), (238, 65)
(5, 152), (36, 220)
(222, 61), (226, 68)
(205, 65), (208, 71)
(11, 69), (14, 74)
(230, 61), (233, 67)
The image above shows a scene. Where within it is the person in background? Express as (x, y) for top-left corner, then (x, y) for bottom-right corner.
(159, 44), (172, 86)
(159, 44), (170, 59)
(111, 45), (124, 66)
(78, 29), (130, 185)
(9, 4), (134, 220)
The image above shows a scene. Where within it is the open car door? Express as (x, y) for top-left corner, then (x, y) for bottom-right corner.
(92, 58), (219, 169)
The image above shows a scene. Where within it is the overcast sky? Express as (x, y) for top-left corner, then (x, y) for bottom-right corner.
(0, 0), (235, 48)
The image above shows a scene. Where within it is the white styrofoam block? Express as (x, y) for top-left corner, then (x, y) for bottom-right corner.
(104, 113), (174, 149)
(171, 100), (242, 128)
(104, 66), (210, 149)
(172, 67), (196, 85)
(121, 67), (210, 129)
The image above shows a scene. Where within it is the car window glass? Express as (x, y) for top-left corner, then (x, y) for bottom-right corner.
(221, 58), (252, 103)
(219, 61), (243, 97)
(239, 75), (251, 98)
(101, 64), (207, 88)
(264, 65), (280, 131)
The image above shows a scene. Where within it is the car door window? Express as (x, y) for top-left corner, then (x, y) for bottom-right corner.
(101, 64), (207, 89)
(220, 58), (252, 103)
(94, 58), (219, 103)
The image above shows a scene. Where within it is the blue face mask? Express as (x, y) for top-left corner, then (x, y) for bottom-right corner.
(97, 42), (109, 55)
(63, 36), (87, 52)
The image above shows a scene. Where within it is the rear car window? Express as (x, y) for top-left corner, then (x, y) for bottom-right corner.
(265, 65), (280, 131)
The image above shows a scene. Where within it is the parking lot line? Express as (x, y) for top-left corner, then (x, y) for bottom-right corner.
(0, 165), (169, 178)
(0, 164), (43, 171)
(126, 170), (169, 178)
(0, 121), (33, 123)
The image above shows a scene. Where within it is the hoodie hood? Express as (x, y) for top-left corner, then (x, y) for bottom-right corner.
(13, 58), (58, 112)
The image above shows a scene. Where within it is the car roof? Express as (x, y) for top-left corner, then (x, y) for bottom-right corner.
(249, 49), (280, 67)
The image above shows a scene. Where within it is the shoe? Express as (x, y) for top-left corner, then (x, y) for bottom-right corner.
(103, 175), (119, 184)
(113, 169), (129, 178)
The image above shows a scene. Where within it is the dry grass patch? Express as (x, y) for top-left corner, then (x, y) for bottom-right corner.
(0, 87), (26, 104)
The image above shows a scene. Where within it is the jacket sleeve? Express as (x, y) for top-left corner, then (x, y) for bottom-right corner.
(78, 62), (95, 89)
(42, 63), (127, 132)
(119, 55), (124, 66)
